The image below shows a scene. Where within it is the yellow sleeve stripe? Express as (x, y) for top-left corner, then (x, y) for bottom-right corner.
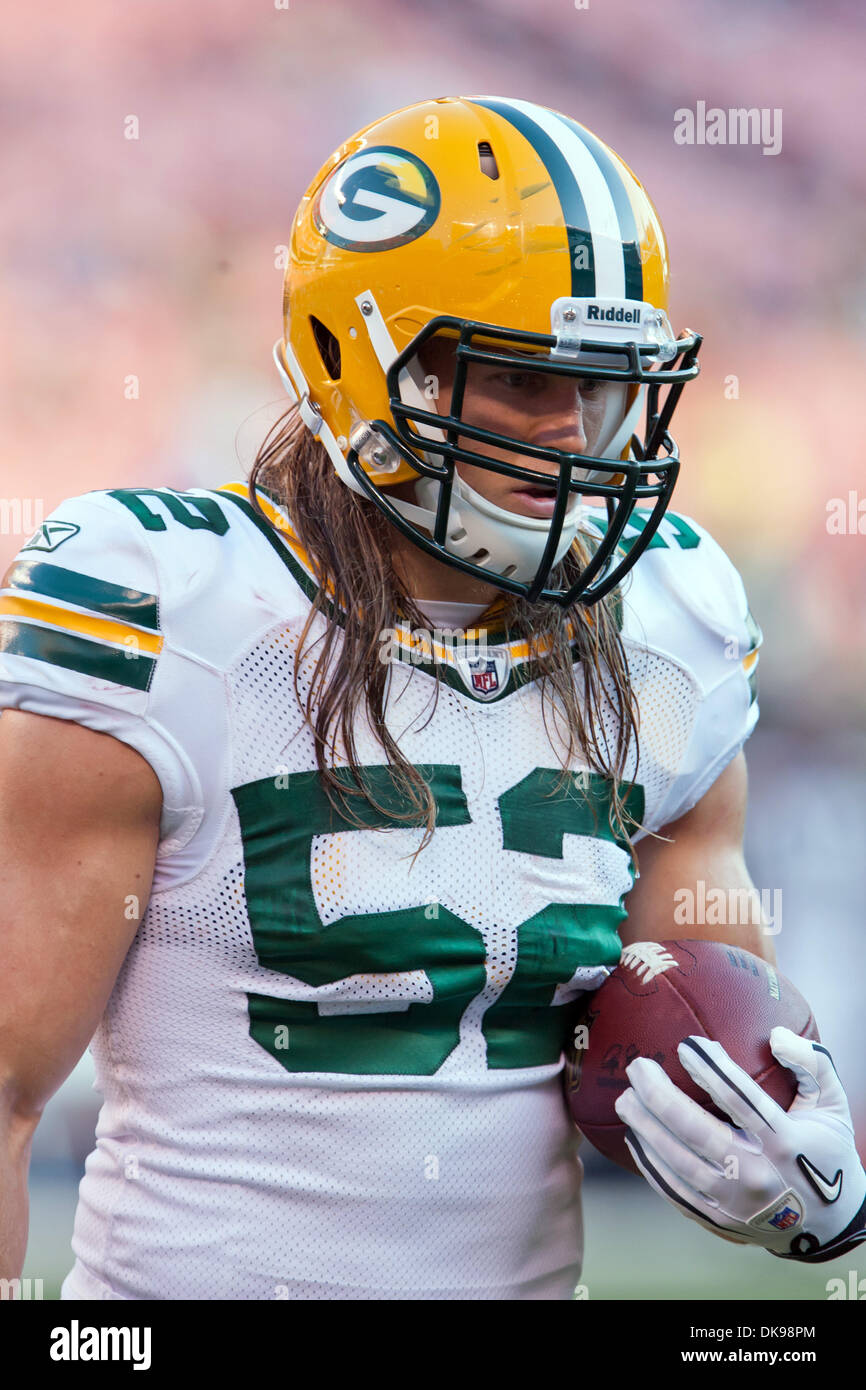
(742, 648), (760, 675)
(0, 594), (164, 655)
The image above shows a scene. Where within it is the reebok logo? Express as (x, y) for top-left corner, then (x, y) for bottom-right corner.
(21, 520), (80, 552)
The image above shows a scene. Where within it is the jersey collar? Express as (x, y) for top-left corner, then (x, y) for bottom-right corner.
(215, 481), (595, 704)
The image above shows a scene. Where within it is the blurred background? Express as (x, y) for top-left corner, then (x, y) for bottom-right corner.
(3, 0), (865, 1299)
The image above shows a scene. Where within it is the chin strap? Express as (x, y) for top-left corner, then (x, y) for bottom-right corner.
(271, 339), (350, 476)
(354, 289), (446, 462)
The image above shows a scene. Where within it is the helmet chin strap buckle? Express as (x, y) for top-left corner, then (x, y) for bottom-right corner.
(299, 396), (323, 434)
(349, 422), (402, 475)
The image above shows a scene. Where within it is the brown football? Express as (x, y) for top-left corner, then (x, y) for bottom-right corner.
(564, 939), (820, 1174)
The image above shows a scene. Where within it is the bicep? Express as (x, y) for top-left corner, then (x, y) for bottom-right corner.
(621, 752), (775, 963)
(0, 710), (162, 1120)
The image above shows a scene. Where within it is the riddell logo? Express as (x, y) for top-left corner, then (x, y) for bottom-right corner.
(586, 305), (641, 324)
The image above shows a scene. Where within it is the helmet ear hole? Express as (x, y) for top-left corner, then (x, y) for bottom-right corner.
(477, 141), (499, 180)
(310, 315), (342, 380)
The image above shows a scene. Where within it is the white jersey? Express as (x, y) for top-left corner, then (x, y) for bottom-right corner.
(0, 483), (760, 1300)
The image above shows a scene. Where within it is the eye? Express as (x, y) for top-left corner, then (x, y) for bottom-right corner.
(577, 377), (605, 396)
(493, 369), (540, 391)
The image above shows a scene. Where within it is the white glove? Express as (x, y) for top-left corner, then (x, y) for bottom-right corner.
(613, 1027), (866, 1262)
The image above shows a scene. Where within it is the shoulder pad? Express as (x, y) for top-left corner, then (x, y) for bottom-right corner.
(1, 490), (167, 700)
(586, 508), (762, 829)
(604, 508), (762, 700)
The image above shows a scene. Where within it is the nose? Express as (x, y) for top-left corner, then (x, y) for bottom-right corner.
(528, 384), (588, 458)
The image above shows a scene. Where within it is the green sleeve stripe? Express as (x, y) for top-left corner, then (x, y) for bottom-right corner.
(745, 606), (763, 653)
(744, 608), (762, 706)
(3, 559), (159, 632)
(0, 620), (156, 692)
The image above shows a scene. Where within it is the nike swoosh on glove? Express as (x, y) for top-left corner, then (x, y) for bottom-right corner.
(613, 1026), (866, 1262)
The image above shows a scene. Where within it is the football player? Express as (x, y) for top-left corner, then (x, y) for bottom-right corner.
(0, 95), (863, 1300)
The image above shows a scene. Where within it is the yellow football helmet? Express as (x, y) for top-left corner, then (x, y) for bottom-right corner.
(274, 94), (701, 605)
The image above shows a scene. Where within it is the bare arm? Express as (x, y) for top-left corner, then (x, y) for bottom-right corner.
(0, 710), (162, 1278)
(621, 752), (775, 964)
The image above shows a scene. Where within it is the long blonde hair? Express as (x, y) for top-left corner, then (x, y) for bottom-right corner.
(249, 404), (642, 853)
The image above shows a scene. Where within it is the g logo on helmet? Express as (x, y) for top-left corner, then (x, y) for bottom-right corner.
(313, 146), (441, 252)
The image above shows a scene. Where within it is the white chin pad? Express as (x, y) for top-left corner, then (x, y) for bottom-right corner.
(404, 470), (585, 585)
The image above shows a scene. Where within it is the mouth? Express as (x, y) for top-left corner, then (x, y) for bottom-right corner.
(509, 481), (562, 517)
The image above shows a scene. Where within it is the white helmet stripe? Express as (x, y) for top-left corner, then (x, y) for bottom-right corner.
(473, 96), (626, 300)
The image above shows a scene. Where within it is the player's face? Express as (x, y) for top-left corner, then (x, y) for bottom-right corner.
(417, 335), (615, 518)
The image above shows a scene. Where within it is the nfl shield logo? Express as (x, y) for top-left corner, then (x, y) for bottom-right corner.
(455, 647), (511, 701)
(768, 1205), (800, 1231)
(470, 657), (498, 694)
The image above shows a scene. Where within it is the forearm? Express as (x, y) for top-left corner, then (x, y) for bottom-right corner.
(633, 843), (777, 964)
(622, 755), (776, 965)
(0, 1104), (38, 1280)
